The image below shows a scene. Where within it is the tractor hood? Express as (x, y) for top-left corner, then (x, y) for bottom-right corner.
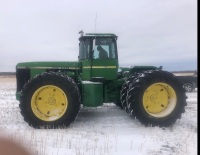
(16, 61), (81, 70)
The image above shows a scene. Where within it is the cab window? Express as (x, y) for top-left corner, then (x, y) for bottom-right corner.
(93, 38), (117, 59)
(79, 39), (91, 60)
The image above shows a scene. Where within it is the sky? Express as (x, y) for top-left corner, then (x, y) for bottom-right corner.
(0, 0), (197, 72)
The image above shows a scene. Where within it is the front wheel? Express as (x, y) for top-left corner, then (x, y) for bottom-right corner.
(127, 70), (187, 127)
(20, 72), (81, 128)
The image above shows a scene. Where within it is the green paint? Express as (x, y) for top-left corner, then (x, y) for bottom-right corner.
(81, 59), (118, 80)
(17, 61), (80, 69)
(16, 33), (159, 107)
(129, 66), (158, 75)
(82, 82), (103, 107)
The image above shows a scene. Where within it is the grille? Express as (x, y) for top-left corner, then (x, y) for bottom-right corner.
(16, 68), (30, 92)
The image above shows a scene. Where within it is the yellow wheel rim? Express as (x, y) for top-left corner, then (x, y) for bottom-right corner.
(143, 83), (177, 118)
(31, 85), (68, 121)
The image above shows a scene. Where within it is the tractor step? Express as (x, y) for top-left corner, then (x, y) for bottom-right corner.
(82, 81), (103, 107)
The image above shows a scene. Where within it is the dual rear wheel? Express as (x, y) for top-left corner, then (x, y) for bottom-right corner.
(120, 70), (187, 127)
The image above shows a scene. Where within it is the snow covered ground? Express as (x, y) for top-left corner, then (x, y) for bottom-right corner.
(0, 77), (197, 155)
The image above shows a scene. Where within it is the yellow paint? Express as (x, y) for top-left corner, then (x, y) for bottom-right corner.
(31, 85), (68, 121)
(143, 83), (177, 118)
(83, 66), (117, 69)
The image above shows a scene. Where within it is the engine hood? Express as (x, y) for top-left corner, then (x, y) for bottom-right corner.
(16, 61), (81, 70)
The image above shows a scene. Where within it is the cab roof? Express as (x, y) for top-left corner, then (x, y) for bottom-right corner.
(79, 33), (118, 40)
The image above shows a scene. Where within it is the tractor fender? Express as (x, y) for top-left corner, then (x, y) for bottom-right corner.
(129, 66), (160, 75)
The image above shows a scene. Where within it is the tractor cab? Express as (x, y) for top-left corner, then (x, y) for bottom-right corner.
(79, 33), (119, 81)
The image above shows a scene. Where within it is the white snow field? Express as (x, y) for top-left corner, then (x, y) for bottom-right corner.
(0, 77), (197, 155)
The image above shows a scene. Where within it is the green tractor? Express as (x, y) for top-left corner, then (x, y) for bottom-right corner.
(16, 32), (187, 128)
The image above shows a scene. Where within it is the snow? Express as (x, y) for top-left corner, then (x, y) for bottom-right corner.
(82, 81), (102, 84)
(0, 77), (197, 155)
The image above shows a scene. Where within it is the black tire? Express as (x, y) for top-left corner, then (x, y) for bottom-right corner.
(20, 72), (81, 128)
(183, 83), (194, 92)
(127, 70), (187, 127)
(120, 82), (129, 112)
(120, 73), (140, 113)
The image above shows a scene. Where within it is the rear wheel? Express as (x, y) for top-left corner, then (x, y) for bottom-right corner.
(127, 70), (187, 127)
(120, 73), (140, 113)
(20, 72), (81, 128)
(120, 82), (130, 112)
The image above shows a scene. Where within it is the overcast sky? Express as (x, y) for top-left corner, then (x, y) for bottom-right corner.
(0, 0), (197, 72)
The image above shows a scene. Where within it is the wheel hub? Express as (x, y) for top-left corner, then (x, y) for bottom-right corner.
(31, 85), (68, 121)
(48, 97), (56, 105)
(150, 94), (157, 102)
(143, 83), (177, 117)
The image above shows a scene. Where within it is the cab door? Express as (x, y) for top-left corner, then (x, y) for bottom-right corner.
(79, 39), (92, 80)
(91, 38), (118, 80)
